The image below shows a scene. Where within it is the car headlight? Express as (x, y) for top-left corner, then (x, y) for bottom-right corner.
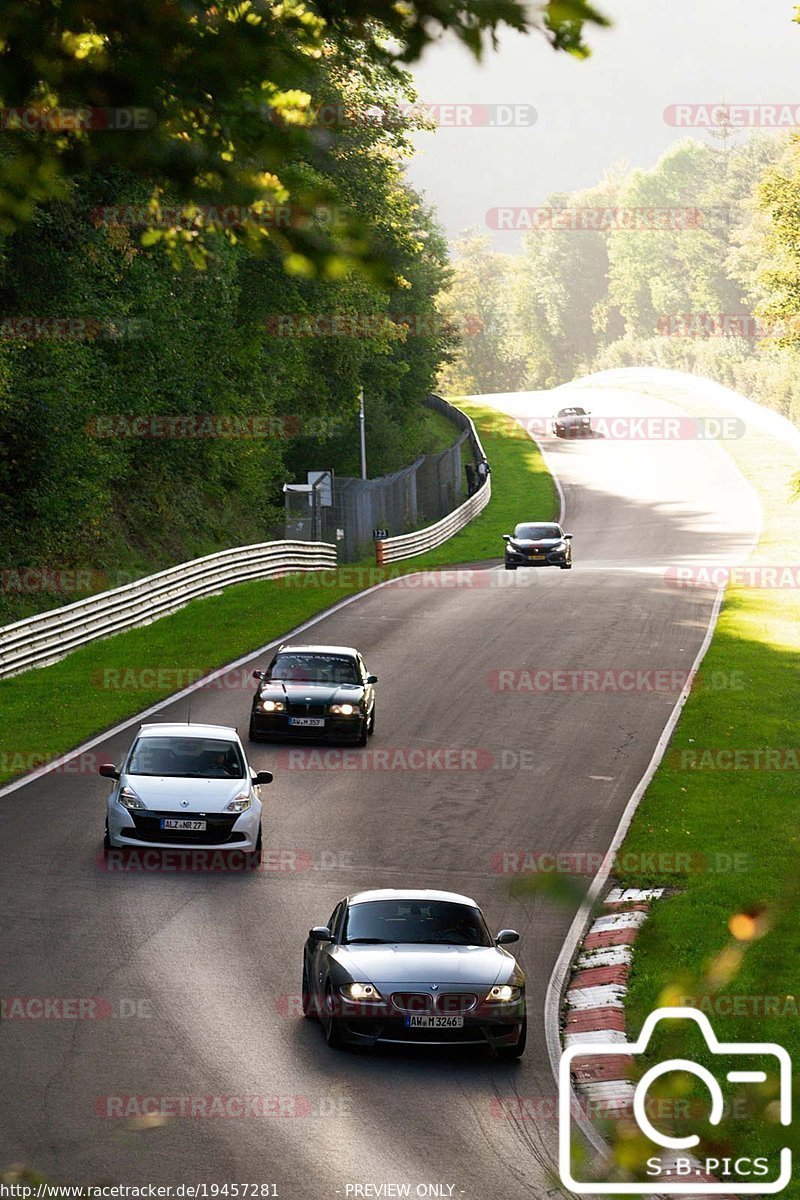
(118, 786), (146, 811)
(259, 699), (285, 712)
(339, 982), (383, 1002)
(485, 985), (522, 1003)
(330, 703), (356, 716)
(225, 793), (252, 813)
(552, 541), (566, 552)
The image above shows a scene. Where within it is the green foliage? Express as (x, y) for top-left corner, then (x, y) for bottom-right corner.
(0, 0), (608, 272)
(437, 231), (526, 394)
(440, 132), (800, 427)
(0, 164), (454, 623)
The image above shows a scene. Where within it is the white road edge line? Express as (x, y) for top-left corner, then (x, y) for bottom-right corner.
(515, 418), (567, 526)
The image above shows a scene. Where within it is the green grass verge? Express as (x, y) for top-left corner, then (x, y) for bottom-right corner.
(0, 402), (556, 786)
(604, 381), (800, 1189)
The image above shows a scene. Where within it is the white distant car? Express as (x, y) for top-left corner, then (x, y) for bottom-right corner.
(99, 722), (272, 864)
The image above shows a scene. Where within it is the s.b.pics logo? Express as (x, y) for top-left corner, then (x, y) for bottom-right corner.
(559, 1008), (791, 1193)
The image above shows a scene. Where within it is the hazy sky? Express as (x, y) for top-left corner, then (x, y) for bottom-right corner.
(405, 0), (800, 252)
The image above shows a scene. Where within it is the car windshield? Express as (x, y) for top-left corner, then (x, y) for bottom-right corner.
(127, 736), (246, 778)
(558, 407), (586, 416)
(343, 900), (493, 946)
(514, 524), (561, 540)
(268, 652), (360, 685)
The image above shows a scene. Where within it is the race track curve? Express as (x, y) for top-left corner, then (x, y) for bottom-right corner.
(0, 380), (760, 1199)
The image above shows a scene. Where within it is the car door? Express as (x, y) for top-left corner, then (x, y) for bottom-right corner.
(312, 901), (344, 999)
(357, 654), (374, 714)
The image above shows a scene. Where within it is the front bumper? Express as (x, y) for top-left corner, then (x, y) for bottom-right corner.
(505, 551), (569, 568)
(332, 999), (525, 1049)
(555, 422), (591, 437)
(107, 803), (260, 851)
(250, 711), (365, 743)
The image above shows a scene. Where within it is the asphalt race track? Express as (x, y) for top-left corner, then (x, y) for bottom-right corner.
(0, 383), (760, 1198)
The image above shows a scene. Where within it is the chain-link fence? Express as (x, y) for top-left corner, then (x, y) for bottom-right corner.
(283, 395), (480, 562)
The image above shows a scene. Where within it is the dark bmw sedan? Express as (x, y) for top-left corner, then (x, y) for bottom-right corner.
(301, 889), (526, 1057)
(503, 522), (573, 570)
(248, 643), (377, 745)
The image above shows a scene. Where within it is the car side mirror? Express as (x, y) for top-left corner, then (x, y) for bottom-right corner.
(309, 926), (332, 942)
(99, 763), (119, 779)
(252, 670), (265, 681)
(564, 533), (573, 540)
(502, 534), (511, 542)
(366, 674), (378, 684)
(254, 770), (273, 785)
(496, 929), (520, 945)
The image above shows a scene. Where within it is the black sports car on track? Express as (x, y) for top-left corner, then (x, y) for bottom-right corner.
(503, 522), (573, 570)
(248, 643), (377, 745)
(302, 888), (526, 1057)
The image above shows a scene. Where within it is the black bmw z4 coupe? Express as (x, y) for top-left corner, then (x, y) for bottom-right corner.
(248, 643), (377, 745)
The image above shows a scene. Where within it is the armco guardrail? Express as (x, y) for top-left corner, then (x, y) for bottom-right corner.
(0, 540), (336, 680)
(376, 476), (491, 564)
(375, 397), (491, 564)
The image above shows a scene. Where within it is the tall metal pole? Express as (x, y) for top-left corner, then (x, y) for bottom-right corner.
(358, 386), (367, 480)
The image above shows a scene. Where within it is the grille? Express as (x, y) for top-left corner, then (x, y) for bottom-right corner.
(127, 811), (241, 845)
(287, 702), (326, 717)
(390, 992), (433, 1014)
(435, 993), (478, 1015)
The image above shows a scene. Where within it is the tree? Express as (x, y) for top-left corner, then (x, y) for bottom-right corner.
(436, 231), (525, 395)
(0, 0), (608, 272)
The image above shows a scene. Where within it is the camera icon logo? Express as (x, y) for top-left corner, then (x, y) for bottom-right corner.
(559, 1006), (792, 1193)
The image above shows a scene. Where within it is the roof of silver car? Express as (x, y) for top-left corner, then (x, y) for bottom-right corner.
(347, 888), (479, 907)
(138, 722), (238, 738)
